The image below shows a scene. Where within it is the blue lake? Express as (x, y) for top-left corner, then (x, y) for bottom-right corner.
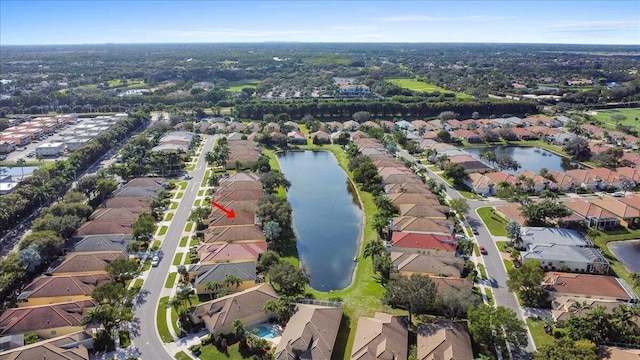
(465, 145), (580, 174)
(277, 150), (363, 291)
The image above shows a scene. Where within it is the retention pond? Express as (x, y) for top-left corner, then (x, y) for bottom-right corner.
(277, 150), (363, 291)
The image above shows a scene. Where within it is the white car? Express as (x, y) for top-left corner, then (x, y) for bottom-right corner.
(151, 256), (159, 267)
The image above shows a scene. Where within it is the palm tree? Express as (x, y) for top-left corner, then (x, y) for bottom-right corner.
(204, 281), (223, 300)
(16, 158), (26, 181)
(223, 274), (243, 290)
(262, 296), (294, 324)
(569, 301), (592, 317)
(363, 239), (386, 268)
(612, 305), (640, 339)
(232, 319), (246, 342)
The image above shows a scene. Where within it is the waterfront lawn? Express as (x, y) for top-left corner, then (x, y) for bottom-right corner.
(476, 207), (508, 236)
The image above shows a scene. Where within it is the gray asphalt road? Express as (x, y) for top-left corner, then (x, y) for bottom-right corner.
(132, 135), (216, 359)
(395, 148), (535, 358)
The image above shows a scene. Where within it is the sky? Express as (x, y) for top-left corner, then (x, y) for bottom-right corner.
(1, 1), (639, 45)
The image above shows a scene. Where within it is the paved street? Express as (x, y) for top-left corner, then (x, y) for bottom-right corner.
(396, 148), (535, 358)
(131, 135), (216, 360)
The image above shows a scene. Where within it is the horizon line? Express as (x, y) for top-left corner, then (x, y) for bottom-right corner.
(1, 41), (640, 47)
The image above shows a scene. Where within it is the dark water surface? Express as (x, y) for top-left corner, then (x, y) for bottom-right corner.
(277, 150), (363, 291)
(608, 240), (640, 272)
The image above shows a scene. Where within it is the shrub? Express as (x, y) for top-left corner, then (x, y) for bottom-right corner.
(553, 327), (567, 339)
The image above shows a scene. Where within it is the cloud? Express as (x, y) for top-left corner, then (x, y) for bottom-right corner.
(544, 20), (640, 39)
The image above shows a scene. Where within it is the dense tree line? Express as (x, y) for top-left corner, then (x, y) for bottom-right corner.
(234, 98), (539, 120)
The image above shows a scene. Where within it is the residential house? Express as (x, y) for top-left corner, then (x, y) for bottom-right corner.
(391, 252), (464, 278)
(310, 131), (330, 144)
(565, 169), (601, 190)
(591, 198), (640, 228)
(562, 198), (620, 229)
(46, 251), (126, 276)
(203, 225), (266, 244)
(189, 284), (278, 335)
(385, 182), (433, 195)
(551, 296), (630, 325)
(394, 120), (415, 132)
(287, 131), (306, 145)
(207, 200), (260, 228)
(390, 232), (457, 257)
(69, 234), (132, 253)
(16, 274), (110, 307)
(494, 203), (526, 225)
(396, 204), (448, 219)
(600, 346), (640, 359)
(386, 192), (440, 207)
(543, 272), (639, 304)
(0, 300), (97, 339)
(350, 313), (408, 360)
(188, 262), (257, 295)
(73, 220), (134, 237)
(389, 217), (454, 236)
(615, 167), (640, 184)
(548, 171), (576, 192)
(197, 242), (267, 264)
(511, 127), (538, 140)
(464, 173), (494, 196)
(0, 331), (92, 360)
(343, 120), (360, 131)
(451, 129), (483, 143)
(446, 155), (493, 174)
(283, 121), (300, 131)
(416, 320), (473, 360)
(516, 170), (557, 192)
(522, 243), (609, 274)
(430, 277), (475, 294)
(274, 304), (343, 360)
(589, 167), (625, 190)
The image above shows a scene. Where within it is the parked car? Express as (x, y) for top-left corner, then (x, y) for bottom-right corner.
(151, 256), (159, 267)
(473, 228), (479, 235)
(479, 246), (488, 255)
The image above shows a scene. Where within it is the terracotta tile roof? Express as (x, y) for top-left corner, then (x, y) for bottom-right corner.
(18, 274), (111, 301)
(548, 171), (576, 189)
(565, 169), (599, 184)
(495, 203), (526, 225)
(100, 197), (152, 210)
(591, 198), (640, 219)
(588, 167), (624, 184)
(275, 304), (343, 360)
(198, 242), (267, 263)
(391, 216), (454, 234)
(88, 207), (140, 222)
(214, 189), (264, 202)
(0, 300), (97, 336)
(563, 198), (617, 220)
(351, 312), (408, 360)
(208, 200), (259, 227)
(484, 171), (520, 186)
(397, 204), (448, 219)
(391, 252), (464, 277)
(615, 167), (640, 183)
(417, 320), (473, 360)
(0, 331), (91, 360)
(385, 182), (432, 194)
(48, 251), (126, 275)
(371, 159), (406, 168)
(386, 192), (438, 204)
(377, 166), (414, 178)
(190, 284), (278, 333)
(216, 181), (263, 192)
(619, 195), (640, 209)
(74, 220), (134, 236)
(543, 272), (637, 301)
(204, 225), (266, 244)
(391, 232), (456, 252)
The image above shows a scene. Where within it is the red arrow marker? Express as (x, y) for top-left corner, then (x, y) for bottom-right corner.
(211, 201), (236, 218)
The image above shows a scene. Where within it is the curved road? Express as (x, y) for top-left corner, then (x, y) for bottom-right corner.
(132, 135), (216, 359)
(396, 148), (535, 359)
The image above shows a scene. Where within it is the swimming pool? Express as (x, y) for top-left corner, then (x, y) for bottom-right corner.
(254, 325), (278, 339)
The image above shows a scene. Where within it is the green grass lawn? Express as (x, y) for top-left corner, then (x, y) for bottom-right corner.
(170, 202), (178, 210)
(496, 241), (509, 252)
(172, 253), (183, 265)
(227, 80), (259, 91)
(527, 317), (556, 348)
(473, 243), (480, 257)
(387, 78), (471, 99)
(190, 237), (200, 246)
(194, 199), (201, 207)
(477, 263), (487, 280)
(165, 272), (177, 288)
(165, 213), (174, 221)
(158, 226), (168, 236)
(174, 351), (191, 360)
(476, 207), (508, 236)
(185, 222), (193, 232)
(484, 288), (494, 306)
(157, 297), (173, 342)
(131, 278), (143, 290)
(176, 192), (184, 199)
(179, 236), (188, 247)
(503, 259), (514, 272)
(198, 190), (204, 196)
(587, 108), (640, 129)
(119, 330), (131, 348)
